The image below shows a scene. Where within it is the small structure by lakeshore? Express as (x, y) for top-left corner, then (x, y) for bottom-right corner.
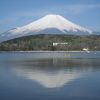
(83, 48), (90, 53)
(53, 42), (68, 46)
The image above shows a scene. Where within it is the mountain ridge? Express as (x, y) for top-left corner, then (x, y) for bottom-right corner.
(0, 14), (92, 42)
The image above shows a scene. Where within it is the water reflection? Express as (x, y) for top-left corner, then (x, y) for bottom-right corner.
(13, 68), (79, 88)
(1, 52), (100, 100)
(11, 58), (100, 88)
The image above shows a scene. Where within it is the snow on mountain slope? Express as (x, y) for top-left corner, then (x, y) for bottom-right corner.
(0, 14), (92, 42)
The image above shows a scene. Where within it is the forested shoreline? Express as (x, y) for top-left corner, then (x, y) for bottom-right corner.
(0, 34), (100, 51)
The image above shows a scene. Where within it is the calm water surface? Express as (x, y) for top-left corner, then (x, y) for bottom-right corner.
(0, 51), (100, 100)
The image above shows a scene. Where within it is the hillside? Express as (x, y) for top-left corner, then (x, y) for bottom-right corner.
(0, 34), (100, 51)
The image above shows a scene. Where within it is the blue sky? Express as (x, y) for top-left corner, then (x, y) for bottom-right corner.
(0, 0), (100, 33)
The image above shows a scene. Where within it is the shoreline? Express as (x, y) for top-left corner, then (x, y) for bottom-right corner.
(0, 50), (99, 53)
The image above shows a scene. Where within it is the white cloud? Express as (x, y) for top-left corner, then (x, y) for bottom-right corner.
(0, 4), (100, 24)
(0, 4), (100, 33)
(53, 4), (100, 14)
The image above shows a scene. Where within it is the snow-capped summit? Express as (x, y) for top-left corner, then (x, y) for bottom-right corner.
(0, 14), (92, 42)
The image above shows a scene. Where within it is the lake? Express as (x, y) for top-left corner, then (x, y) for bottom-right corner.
(0, 51), (100, 100)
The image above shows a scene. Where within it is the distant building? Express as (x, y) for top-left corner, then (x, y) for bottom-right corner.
(53, 42), (68, 46)
(83, 48), (89, 51)
(83, 48), (90, 53)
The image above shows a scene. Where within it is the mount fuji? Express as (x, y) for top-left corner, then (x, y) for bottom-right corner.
(0, 14), (92, 42)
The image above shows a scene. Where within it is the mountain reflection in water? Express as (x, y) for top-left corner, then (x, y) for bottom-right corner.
(11, 58), (100, 88)
(0, 52), (100, 100)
